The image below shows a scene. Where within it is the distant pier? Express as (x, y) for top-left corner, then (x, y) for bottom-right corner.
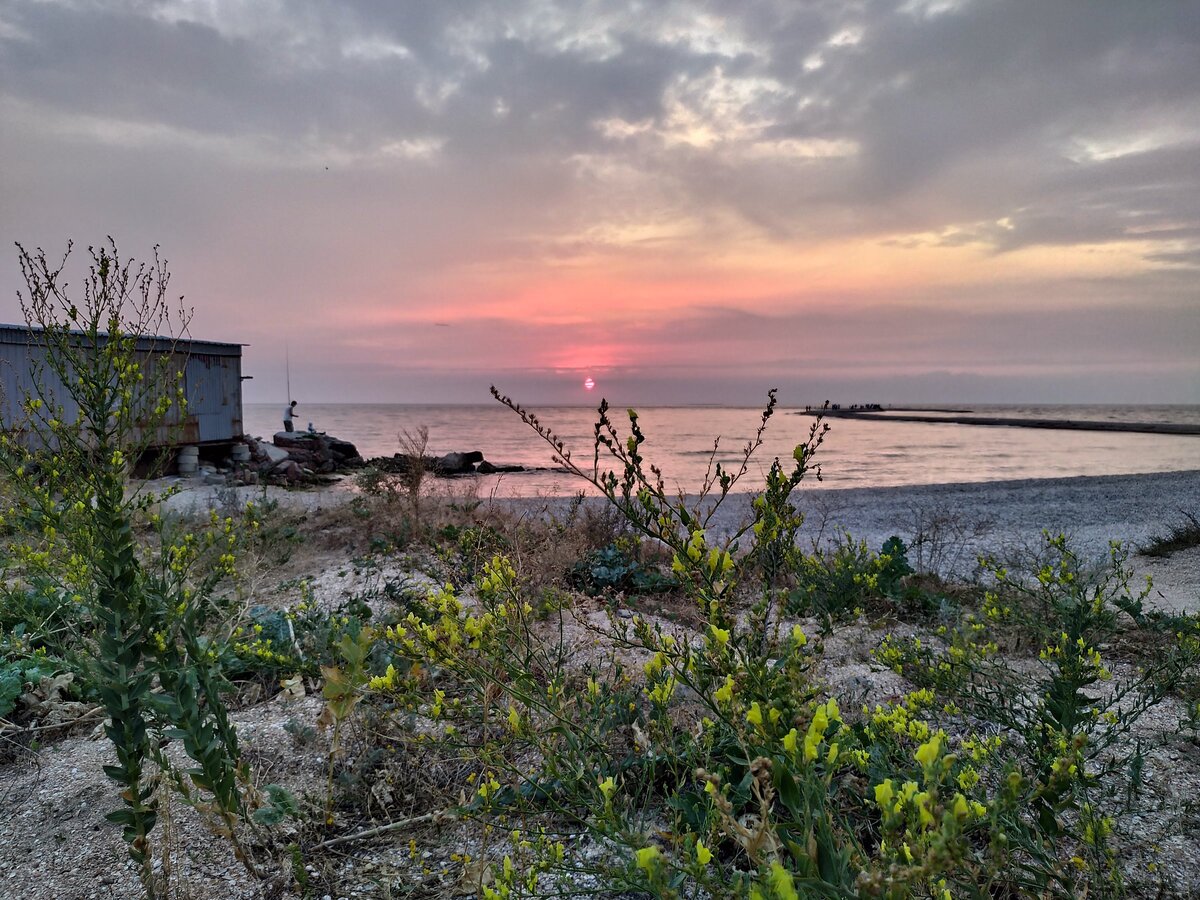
(799, 408), (1200, 436)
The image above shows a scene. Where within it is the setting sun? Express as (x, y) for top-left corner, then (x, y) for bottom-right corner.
(583, 377), (595, 391)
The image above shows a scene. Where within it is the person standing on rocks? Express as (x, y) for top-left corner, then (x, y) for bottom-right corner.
(283, 400), (297, 432)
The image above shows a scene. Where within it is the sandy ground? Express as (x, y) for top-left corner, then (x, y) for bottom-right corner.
(2, 468), (1198, 898)
(494, 468), (1200, 612)
(157, 468), (1200, 611)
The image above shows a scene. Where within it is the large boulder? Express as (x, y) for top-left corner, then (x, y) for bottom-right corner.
(269, 432), (363, 474)
(327, 437), (360, 462)
(435, 450), (484, 475)
(262, 443), (290, 464)
(273, 432), (321, 451)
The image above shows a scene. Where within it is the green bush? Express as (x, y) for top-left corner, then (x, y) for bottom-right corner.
(789, 534), (914, 625)
(568, 542), (676, 596)
(0, 242), (256, 896)
(299, 394), (1200, 899)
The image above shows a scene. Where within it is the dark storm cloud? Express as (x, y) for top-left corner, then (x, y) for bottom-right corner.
(3, 0), (1196, 240)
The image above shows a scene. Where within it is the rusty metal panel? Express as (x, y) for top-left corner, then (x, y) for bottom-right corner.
(1, 325), (245, 448)
(183, 351), (244, 443)
(0, 337), (81, 449)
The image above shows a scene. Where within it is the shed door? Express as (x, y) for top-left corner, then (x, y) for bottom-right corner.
(186, 356), (228, 442)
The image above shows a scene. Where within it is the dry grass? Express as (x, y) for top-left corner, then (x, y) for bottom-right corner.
(1141, 510), (1200, 559)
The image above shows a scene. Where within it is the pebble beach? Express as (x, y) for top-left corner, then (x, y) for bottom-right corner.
(165, 467), (1200, 612)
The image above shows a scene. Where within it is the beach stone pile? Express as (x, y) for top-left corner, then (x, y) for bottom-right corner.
(272, 432), (364, 470)
(221, 433), (366, 484)
(367, 450), (525, 477)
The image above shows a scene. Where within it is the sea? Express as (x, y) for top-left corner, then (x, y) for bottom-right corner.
(244, 404), (1200, 498)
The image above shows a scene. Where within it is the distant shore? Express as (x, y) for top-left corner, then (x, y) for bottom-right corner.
(800, 408), (1200, 435)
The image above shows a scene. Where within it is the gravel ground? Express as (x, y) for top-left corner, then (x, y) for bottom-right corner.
(3, 468), (1198, 898)
(517, 469), (1200, 611)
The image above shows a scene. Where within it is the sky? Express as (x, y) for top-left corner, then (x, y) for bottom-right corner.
(1, 0), (1198, 406)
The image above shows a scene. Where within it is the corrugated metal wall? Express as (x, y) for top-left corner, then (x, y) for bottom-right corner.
(0, 326), (244, 447)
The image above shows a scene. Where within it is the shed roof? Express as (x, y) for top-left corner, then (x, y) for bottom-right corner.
(0, 323), (244, 358)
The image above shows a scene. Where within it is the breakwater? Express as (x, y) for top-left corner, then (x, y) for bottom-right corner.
(801, 409), (1200, 436)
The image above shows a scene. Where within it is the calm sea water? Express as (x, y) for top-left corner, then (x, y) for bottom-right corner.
(245, 403), (1200, 497)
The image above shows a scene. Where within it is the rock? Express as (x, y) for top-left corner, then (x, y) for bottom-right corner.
(384, 454), (436, 473)
(436, 450), (484, 475)
(477, 460), (525, 474)
(262, 443), (290, 463)
(266, 432), (364, 479)
(273, 432), (322, 450)
(327, 437), (359, 460)
(283, 447), (319, 467)
(277, 460), (303, 483)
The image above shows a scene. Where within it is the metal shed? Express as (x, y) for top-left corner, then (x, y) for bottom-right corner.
(0, 324), (245, 447)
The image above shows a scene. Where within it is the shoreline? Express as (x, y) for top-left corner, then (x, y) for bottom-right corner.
(493, 468), (1200, 612)
(158, 468), (1200, 611)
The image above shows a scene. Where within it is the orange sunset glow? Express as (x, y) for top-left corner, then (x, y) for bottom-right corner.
(1, 2), (1196, 405)
(3, 6), (1200, 896)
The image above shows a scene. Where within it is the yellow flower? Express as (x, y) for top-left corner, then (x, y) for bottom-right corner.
(791, 624), (807, 647)
(766, 862), (798, 900)
(915, 733), (943, 773)
(635, 845), (661, 874)
(714, 674), (734, 705)
(803, 703), (832, 762)
(783, 728), (798, 753)
(695, 840), (712, 867)
(952, 793), (970, 819)
(803, 730), (821, 763)
(709, 625), (730, 647)
(598, 776), (616, 800)
(647, 676), (677, 705)
(746, 702), (764, 728)
(874, 779), (895, 810)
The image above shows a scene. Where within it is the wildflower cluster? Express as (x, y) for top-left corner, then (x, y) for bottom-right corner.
(290, 397), (1200, 899)
(0, 242), (255, 898)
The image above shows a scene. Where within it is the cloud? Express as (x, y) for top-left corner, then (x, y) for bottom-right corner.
(0, 0), (1197, 403)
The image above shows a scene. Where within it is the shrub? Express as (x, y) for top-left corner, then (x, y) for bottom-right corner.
(788, 534), (915, 627)
(274, 393), (1199, 898)
(1140, 510), (1200, 559)
(0, 242), (255, 896)
(568, 541), (676, 596)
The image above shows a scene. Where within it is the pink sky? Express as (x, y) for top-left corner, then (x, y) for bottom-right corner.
(1, 1), (1197, 405)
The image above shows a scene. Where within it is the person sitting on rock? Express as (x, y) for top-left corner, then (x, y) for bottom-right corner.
(283, 400), (297, 432)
